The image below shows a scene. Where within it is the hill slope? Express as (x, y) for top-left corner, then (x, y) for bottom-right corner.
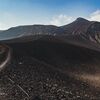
(0, 17), (100, 42)
(1, 38), (100, 99)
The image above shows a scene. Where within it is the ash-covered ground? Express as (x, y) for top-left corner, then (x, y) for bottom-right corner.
(0, 56), (100, 100)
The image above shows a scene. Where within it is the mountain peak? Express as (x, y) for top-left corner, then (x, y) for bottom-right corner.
(76, 17), (89, 22)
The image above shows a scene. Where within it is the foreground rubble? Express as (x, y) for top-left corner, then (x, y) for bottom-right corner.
(0, 56), (100, 100)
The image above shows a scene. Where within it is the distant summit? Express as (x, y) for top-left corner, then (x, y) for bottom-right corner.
(76, 17), (89, 22)
(61, 17), (91, 35)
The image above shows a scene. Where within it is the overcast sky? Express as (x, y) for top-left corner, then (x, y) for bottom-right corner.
(0, 0), (100, 30)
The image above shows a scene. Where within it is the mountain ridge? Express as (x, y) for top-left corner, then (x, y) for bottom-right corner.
(0, 17), (100, 38)
(0, 17), (100, 47)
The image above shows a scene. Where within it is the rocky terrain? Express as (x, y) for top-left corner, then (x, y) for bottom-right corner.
(0, 56), (100, 100)
(0, 17), (100, 100)
(0, 39), (100, 99)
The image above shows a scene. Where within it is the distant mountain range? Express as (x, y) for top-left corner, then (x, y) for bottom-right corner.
(0, 17), (100, 41)
(0, 17), (100, 52)
(0, 25), (64, 40)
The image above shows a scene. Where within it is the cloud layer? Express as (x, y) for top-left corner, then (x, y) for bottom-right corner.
(89, 10), (100, 21)
(50, 10), (100, 26)
(50, 14), (74, 26)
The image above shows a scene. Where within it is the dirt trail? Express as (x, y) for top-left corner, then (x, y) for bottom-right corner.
(0, 44), (11, 71)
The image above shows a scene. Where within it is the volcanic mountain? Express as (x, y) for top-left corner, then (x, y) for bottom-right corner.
(1, 18), (100, 99)
(0, 17), (99, 40)
(61, 17), (92, 35)
(0, 25), (64, 40)
(0, 17), (100, 52)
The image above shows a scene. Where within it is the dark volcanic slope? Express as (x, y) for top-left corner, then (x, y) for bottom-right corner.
(61, 18), (100, 44)
(0, 38), (100, 100)
(86, 22), (100, 43)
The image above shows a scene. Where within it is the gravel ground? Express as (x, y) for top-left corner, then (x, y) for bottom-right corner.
(0, 56), (100, 100)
